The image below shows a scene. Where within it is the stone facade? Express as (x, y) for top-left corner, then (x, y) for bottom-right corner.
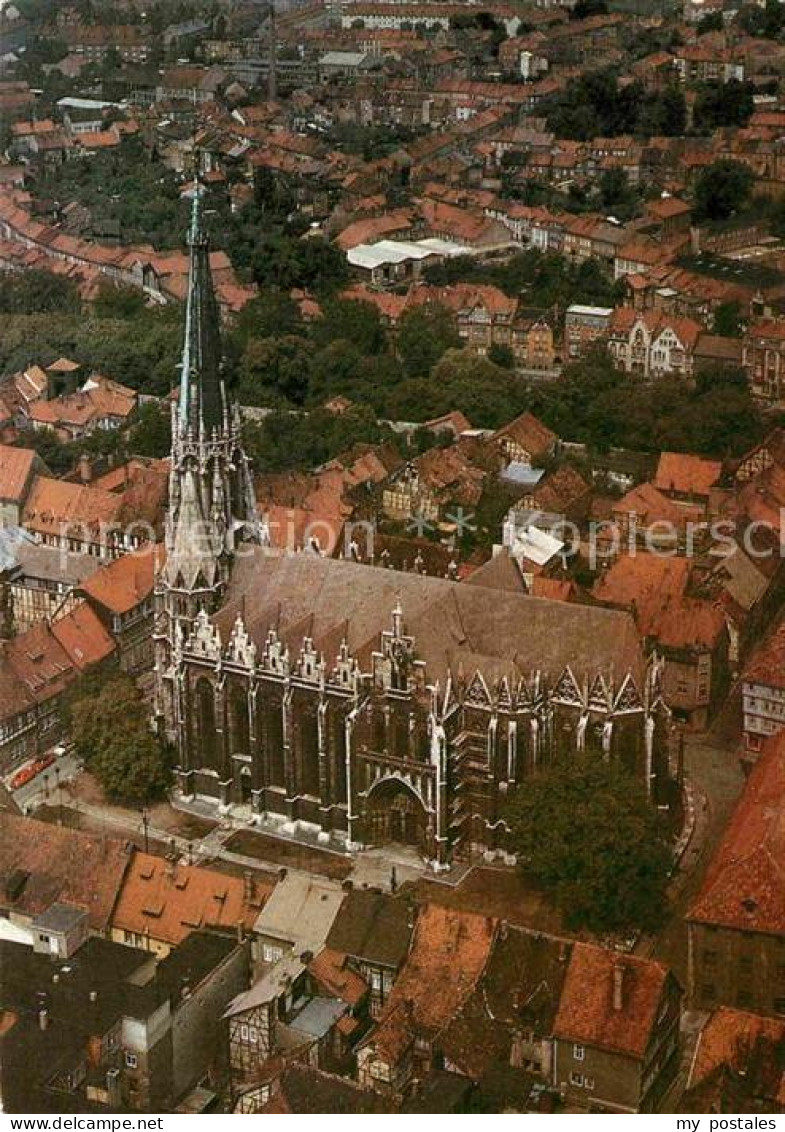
(154, 194), (672, 871)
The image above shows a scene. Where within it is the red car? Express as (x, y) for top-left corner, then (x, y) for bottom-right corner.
(10, 752), (56, 792)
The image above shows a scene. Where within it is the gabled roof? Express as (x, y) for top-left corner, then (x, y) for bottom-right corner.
(363, 903), (495, 1062)
(80, 546), (161, 615)
(689, 732), (785, 936)
(0, 444), (37, 504)
(687, 1007), (785, 1107)
(0, 813), (131, 931)
(493, 411), (557, 459)
(50, 600), (115, 670)
(654, 452), (722, 497)
(553, 943), (671, 1060)
(325, 889), (415, 970)
(112, 851), (271, 947)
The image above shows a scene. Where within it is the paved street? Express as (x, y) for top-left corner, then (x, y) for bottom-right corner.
(647, 731), (745, 985)
(9, 752), (82, 815)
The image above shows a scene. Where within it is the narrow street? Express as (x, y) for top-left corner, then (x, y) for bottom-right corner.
(648, 731), (745, 986)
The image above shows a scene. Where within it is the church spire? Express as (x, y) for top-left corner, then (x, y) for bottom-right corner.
(178, 181), (225, 438)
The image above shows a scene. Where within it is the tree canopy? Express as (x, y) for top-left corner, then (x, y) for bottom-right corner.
(67, 672), (172, 806)
(504, 757), (672, 935)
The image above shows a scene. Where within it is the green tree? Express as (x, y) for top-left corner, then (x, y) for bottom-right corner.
(692, 159), (754, 223)
(68, 672), (171, 806)
(505, 757), (672, 935)
(232, 289), (303, 345)
(712, 300), (744, 338)
(0, 270), (81, 315)
(314, 297), (386, 354)
(397, 302), (461, 378)
(238, 335), (312, 406)
(127, 402), (172, 458)
(488, 343), (515, 369)
(693, 80), (754, 132)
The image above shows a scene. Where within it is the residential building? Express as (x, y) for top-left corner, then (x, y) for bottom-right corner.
(553, 944), (682, 1113)
(0, 813), (131, 947)
(564, 305), (613, 360)
(493, 411), (557, 467)
(687, 731), (785, 1018)
(356, 904), (496, 1097)
(0, 930), (248, 1112)
(682, 1008), (785, 1113)
(110, 851), (271, 958)
(743, 319), (785, 406)
(251, 872), (345, 967)
(0, 444), (45, 525)
(608, 308), (703, 380)
(325, 888), (415, 1017)
(593, 553), (729, 728)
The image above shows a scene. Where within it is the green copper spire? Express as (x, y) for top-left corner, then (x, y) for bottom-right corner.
(178, 181), (224, 436)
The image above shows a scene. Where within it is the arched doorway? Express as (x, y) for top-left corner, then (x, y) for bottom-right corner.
(364, 777), (427, 851)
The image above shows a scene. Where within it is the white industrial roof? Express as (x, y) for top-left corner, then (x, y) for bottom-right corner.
(566, 304), (614, 317)
(348, 237), (470, 270)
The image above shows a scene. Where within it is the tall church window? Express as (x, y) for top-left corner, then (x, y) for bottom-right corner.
(230, 688), (251, 755)
(299, 708), (320, 797)
(195, 678), (218, 768)
(267, 699), (285, 788)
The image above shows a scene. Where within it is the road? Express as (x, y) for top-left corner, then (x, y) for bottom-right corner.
(648, 731), (745, 985)
(8, 752), (83, 814)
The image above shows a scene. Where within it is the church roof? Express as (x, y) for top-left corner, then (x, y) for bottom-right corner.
(215, 548), (646, 686)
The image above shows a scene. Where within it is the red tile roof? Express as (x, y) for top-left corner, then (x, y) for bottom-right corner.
(592, 552), (725, 650)
(654, 452), (722, 498)
(0, 444), (37, 503)
(50, 601), (115, 670)
(554, 943), (670, 1059)
(689, 732), (785, 936)
(365, 903), (495, 1063)
(688, 1007), (785, 1104)
(743, 623), (785, 692)
(112, 851), (272, 947)
(80, 545), (161, 615)
(0, 813), (131, 931)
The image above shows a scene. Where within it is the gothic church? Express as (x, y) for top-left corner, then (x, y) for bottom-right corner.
(154, 194), (671, 869)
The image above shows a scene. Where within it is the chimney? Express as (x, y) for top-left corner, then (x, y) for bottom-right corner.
(78, 453), (92, 482)
(499, 919), (509, 941)
(612, 962), (625, 1012)
(38, 1008), (49, 1031)
(341, 878), (354, 892)
(236, 920), (245, 944)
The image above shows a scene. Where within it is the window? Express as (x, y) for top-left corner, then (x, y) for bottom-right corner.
(370, 971), (382, 991)
(262, 944), (282, 964)
(125, 1053), (137, 1069)
(569, 1072), (585, 1087)
(573, 1044), (585, 1061)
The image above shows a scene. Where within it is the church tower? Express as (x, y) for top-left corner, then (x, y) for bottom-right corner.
(154, 184), (264, 744)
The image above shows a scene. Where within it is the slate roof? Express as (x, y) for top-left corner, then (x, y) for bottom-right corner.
(325, 889), (415, 971)
(216, 549), (646, 687)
